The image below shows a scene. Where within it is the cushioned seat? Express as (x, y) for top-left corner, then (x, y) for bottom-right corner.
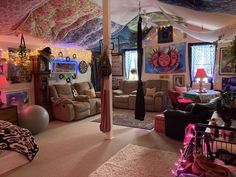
(113, 95), (129, 108)
(49, 82), (101, 121)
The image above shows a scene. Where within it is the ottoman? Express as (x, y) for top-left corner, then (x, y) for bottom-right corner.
(154, 114), (165, 133)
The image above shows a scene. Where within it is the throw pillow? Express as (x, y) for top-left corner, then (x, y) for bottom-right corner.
(146, 88), (156, 97)
(74, 95), (89, 102)
(85, 88), (96, 98)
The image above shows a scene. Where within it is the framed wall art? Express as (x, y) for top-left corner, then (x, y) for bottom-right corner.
(219, 47), (236, 75)
(4, 89), (30, 113)
(99, 38), (120, 54)
(173, 75), (185, 88)
(112, 54), (123, 76)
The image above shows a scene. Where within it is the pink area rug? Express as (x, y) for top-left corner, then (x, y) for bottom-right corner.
(89, 144), (179, 177)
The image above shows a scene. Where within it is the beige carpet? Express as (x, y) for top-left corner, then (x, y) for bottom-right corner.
(89, 144), (179, 177)
(0, 114), (182, 177)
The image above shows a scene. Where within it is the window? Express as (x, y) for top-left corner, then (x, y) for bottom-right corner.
(190, 43), (216, 83)
(124, 50), (138, 80)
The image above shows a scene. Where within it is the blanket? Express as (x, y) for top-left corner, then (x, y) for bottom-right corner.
(182, 154), (232, 177)
(0, 120), (39, 161)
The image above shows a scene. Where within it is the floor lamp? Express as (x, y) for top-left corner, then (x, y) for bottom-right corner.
(0, 75), (9, 106)
(195, 68), (207, 93)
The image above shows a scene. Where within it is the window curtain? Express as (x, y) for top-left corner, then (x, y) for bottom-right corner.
(190, 44), (216, 87)
(91, 52), (100, 91)
(125, 51), (133, 80)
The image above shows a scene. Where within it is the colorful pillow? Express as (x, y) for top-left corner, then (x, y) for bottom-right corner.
(85, 88), (96, 98)
(146, 88), (156, 97)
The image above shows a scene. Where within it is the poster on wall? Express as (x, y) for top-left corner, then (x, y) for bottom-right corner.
(5, 90), (30, 112)
(144, 42), (186, 74)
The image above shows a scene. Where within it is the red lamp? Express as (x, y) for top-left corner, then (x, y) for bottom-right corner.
(195, 68), (207, 93)
(0, 75), (9, 106)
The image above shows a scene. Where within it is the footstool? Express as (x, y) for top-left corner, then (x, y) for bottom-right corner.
(154, 114), (165, 133)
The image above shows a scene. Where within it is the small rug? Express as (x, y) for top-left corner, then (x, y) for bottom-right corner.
(92, 109), (157, 130)
(89, 144), (179, 177)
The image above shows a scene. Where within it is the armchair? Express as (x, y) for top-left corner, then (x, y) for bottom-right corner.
(164, 97), (220, 141)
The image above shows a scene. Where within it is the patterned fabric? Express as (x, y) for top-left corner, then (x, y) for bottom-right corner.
(0, 120), (39, 161)
(0, 0), (123, 48)
(158, 0), (236, 14)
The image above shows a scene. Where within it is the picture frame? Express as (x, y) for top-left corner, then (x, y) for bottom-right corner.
(99, 38), (120, 54)
(173, 75), (185, 88)
(222, 77), (230, 90)
(219, 47), (236, 75)
(111, 54), (123, 76)
(51, 61), (77, 73)
(3, 89), (30, 113)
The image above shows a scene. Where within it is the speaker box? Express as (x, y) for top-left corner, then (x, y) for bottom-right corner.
(158, 26), (173, 43)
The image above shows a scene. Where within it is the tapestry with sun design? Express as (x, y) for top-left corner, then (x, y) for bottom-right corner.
(144, 42), (186, 74)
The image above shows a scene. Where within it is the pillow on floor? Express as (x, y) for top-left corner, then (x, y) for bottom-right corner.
(85, 88), (96, 98)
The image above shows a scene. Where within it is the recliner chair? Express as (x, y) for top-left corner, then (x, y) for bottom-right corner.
(164, 97), (220, 141)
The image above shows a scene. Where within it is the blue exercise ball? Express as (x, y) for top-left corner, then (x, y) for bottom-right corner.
(19, 105), (49, 134)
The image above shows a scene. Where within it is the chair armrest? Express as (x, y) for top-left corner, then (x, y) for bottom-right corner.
(74, 95), (89, 102)
(51, 97), (75, 121)
(95, 91), (101, 98)
(112, 89), (123, 95)
(153, 91), (166, 97)
(51, 97), (73, 105)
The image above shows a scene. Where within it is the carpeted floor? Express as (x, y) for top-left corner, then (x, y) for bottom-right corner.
(92, 109), (158, 130)
(89, 144), (179, 177)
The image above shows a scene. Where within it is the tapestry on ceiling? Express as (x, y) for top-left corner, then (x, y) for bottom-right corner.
(145, 42), (186, 74)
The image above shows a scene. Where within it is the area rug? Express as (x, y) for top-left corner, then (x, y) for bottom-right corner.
(92, 109), (157, 130)
(89, 144), (179, 177)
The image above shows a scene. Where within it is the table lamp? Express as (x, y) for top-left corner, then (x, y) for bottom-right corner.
(195, 68), (207, 93)
(0, 75), (9, 106)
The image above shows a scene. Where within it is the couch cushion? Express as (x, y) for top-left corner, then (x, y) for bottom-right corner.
(122, 81), (138, 94)
(73, 102), (90, 112)
(113, 95), (129, 103)
(55, 84), (73, 99)
(74, 82), (93, 95)
(85, 88), (96, 98)
(146, 88), (156, 96)
(144, 96), (155, 105)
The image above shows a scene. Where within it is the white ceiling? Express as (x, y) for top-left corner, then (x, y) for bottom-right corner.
(93, 0), (236, 30)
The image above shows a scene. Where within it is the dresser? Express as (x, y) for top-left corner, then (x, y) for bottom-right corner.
(0, 104), (18, 125)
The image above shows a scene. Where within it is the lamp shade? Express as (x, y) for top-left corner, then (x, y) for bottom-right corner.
(0, 75), (9, 89)
(195, 68), (207, 78)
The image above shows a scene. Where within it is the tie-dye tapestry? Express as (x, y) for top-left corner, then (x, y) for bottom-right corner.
(145, 42), (186, 74)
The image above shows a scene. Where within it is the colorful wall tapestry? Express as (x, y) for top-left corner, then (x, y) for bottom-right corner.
(145, 42), (186, 74)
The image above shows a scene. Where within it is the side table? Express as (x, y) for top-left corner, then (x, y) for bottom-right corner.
(154, 114), (165, 133)
(0, 104), (18, 125)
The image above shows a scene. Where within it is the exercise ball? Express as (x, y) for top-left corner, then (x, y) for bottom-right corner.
(19, 105), (49, 134)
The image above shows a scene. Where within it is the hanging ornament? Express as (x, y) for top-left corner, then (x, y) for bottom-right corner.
(72, 54), (77, 59)
(59, 74), (64, 79)
(66, 77), (71, 83)
(66, 56), (70, 62)
(18, 34), (27, 63)
(71, 73), (77, 79)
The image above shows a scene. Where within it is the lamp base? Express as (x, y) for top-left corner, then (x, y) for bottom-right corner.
(194, 90), (207, 93)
